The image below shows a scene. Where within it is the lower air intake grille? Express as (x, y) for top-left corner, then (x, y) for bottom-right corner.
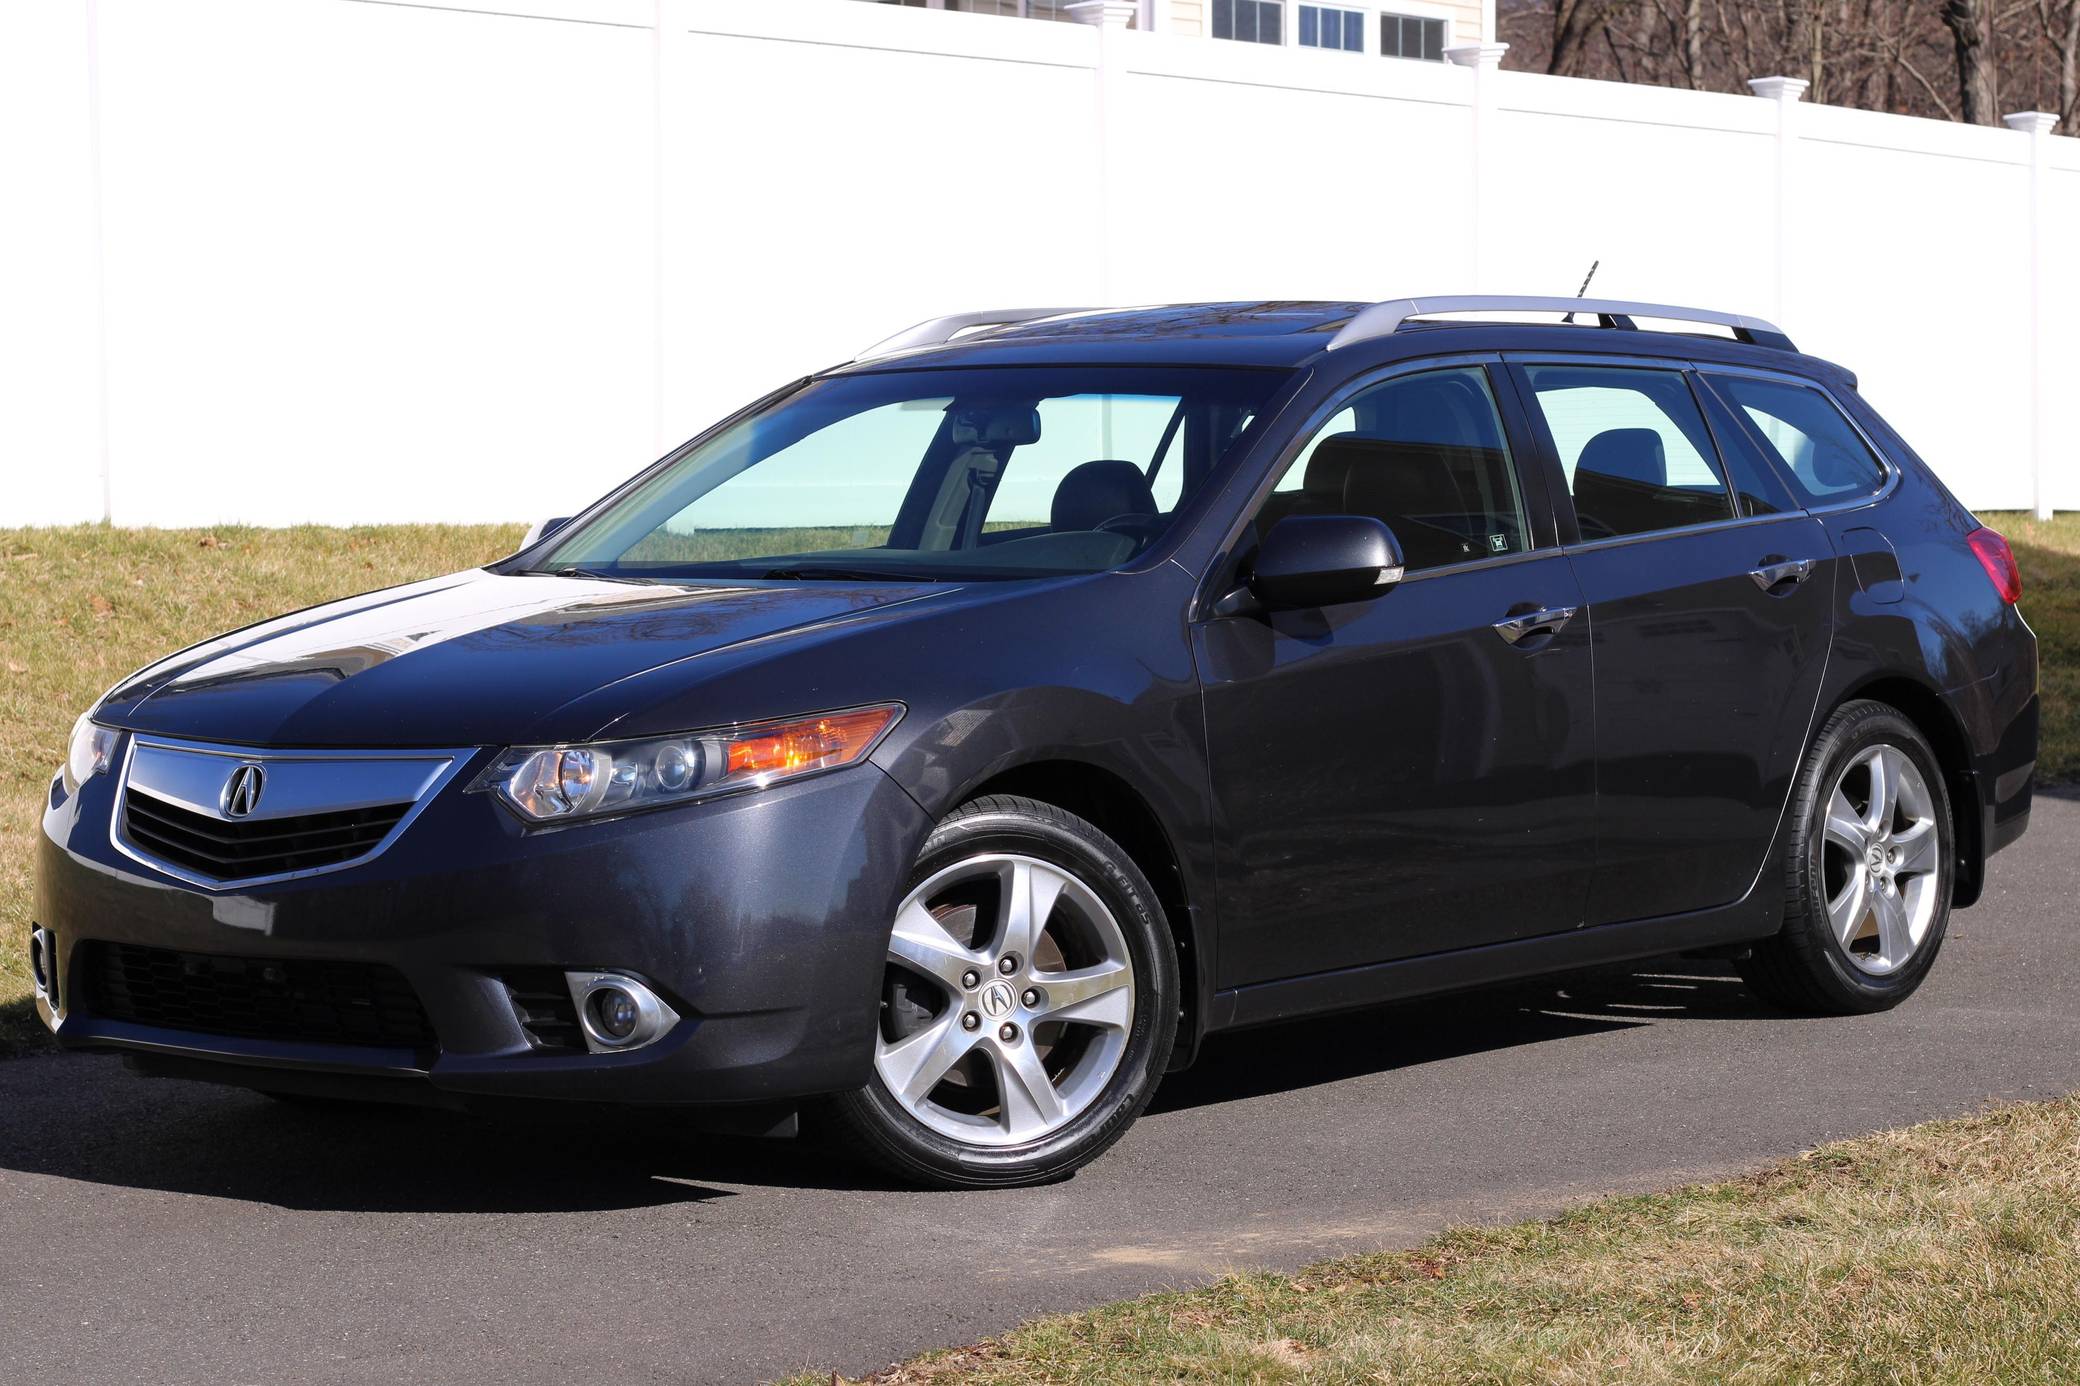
(122, 789), (410, 882)
(88, 942), (437, 1051)
(501, 968), (586, 1054)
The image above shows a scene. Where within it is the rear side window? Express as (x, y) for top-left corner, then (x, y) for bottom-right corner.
(1704, 374), (1888, 504)
(1262, 366), (1529, 573)
(1522, 365), (1733, 540)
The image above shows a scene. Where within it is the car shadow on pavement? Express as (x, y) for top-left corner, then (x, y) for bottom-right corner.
(0, 959), (1775, 1209)
(0, 1062), (929, 1209)
(1153, 956), (1775, 1113)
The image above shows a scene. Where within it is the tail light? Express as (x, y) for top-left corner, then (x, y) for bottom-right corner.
(1967, 528), (2022, 605)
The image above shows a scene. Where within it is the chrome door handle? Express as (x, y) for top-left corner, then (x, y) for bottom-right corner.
(1748, 558), (1816, 593)
(1492, 605), (1578, 646)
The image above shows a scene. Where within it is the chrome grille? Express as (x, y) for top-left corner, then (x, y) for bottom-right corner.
(123, 790), (411, 879)
(111, 736), (470, 886)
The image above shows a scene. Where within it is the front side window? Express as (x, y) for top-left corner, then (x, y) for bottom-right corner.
(1705, 374), (1889, 504)
(1523, 364), (1733, 540)
(1299, 4), (1364, 50)
(1213, 0), (1284, 43)
(1381, 11), (1446, 59)
(1259, 366), (1530, 573)
(532, 367), (1278, 582)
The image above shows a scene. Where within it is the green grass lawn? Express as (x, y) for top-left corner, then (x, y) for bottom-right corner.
(1982, 512), (2080, 783)
(795, 1094), (2080, 1384)
(0, 514), (2072, 1056)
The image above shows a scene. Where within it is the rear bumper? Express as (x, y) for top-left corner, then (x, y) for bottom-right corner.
(32, 749), (929, 1107)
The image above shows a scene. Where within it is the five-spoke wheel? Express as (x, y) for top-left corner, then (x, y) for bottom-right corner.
(1741, 700), (1953, 1014)
(826, 795), (1177, 1188)
(1819, 743), (1943, 975)
(878, 854), (1136, 1146)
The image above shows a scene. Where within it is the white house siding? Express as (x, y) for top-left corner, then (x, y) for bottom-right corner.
(0, 0), (2071, 525)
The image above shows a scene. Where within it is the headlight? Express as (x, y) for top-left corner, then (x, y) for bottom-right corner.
(62, 714), (119, 794)
(475, 703), (903, 823)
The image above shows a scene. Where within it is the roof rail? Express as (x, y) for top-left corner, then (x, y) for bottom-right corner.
(1326, 295), (1796, 353)
(857, 307), (1097, 361)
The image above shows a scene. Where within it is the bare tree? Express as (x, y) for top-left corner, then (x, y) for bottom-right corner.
(1500, 0), (2072, 129)
(1548, 0), (1627, 75)
(1942, 0), (2002, 123)
(2041, 0), (2080, 128)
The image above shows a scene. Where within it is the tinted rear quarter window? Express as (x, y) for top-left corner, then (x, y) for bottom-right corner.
(1705, 374), (1888, 504)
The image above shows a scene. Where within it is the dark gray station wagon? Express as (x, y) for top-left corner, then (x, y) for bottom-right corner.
(35, 296), (2037, 1186)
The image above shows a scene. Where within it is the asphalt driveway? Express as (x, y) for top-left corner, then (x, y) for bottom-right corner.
(4, 795), (2076, 1385)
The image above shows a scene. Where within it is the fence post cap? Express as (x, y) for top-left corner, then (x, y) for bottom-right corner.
(1445, 43), (1510, 70)
(2003, 111), (2059, 135)
(1747, 76), (1810, 102)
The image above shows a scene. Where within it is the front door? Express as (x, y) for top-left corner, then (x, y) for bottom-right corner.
(1195, 363), (1598, 989)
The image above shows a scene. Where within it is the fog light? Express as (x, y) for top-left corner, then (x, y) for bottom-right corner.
(28, 927), (58, 1012)
(564, 971), (680, 1054)
(592, 987), (639, 1041)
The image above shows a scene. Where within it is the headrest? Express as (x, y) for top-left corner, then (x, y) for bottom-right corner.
(1341, 440), (1478, 519)
(1302, 434), (1369, 497)
(1577, 428), (1668, 486)
(1809, 439), (1868, 489)
(1051, 460), (1156, 532)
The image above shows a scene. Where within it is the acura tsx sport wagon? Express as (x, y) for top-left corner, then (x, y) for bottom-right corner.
(34, 296), (2037, 1187)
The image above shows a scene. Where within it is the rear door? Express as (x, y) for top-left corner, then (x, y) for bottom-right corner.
(1508, 358), (1834, 926)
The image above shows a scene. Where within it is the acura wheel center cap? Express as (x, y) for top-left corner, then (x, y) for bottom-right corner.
(980, 979), (1017, 1019)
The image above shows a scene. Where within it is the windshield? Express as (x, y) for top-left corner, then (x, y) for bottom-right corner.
(528, 366), (1281, 581)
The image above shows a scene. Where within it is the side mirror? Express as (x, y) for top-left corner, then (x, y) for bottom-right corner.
(1218, 514), (1404, 615)
(520, 516), (573, 550)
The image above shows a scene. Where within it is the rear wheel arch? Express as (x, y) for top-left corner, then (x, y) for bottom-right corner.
(1828, 675), (1983, 907)
(964, 760), (1205, 1068)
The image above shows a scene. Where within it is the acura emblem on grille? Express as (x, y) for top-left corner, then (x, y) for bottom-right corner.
(220, 763), (266, 818)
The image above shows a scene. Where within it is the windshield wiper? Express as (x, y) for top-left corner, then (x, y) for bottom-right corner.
(760, 565), (950, 583)
(550, 566), (662, 585)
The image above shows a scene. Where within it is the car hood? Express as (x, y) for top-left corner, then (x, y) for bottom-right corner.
(95, 568), (954, 748)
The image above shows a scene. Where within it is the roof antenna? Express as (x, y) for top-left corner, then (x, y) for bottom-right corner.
(1562, 260), (1600, 323)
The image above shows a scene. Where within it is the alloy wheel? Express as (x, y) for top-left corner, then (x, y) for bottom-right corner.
(874, 853), (1136, 1147)
(1819, 743), (1943, 976)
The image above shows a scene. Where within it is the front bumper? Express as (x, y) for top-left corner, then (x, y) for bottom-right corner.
(33, 747), (929, 1107)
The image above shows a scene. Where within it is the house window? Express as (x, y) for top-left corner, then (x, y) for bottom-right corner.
(1212, 0), (1284, 43)
(1298, 4), (1364, 50)
(1380, 11), (1446, 59)
(869, 0), (1102, 17)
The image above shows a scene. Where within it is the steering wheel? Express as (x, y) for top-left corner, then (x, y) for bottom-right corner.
(1094, 513), (1164, 543)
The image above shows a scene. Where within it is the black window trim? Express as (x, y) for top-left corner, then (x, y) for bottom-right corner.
(1500, 351), (1901, 557)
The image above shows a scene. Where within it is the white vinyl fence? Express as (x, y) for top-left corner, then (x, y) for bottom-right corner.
(2, 0), (2074, 527)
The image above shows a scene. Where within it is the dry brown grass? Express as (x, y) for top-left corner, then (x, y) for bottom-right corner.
(800, 1095), (2080, 1384)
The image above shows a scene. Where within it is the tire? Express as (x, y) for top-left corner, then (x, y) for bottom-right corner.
(1739, 700), (1954, 1015)
(824, 794), (1179, 1188)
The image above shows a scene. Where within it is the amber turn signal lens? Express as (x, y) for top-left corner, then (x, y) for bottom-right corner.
(725, 707), (899, 779)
